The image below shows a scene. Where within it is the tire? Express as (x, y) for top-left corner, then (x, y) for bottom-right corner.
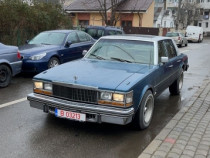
(0, 65), (12, 88)
(169, 71), (184, 95)
(133, 90), (154, 130)
(48, 57), (60, 69)
(185, 42), (188, 47)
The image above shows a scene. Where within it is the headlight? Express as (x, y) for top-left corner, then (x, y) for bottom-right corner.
(44, 83), (52, 91)
(100, 92), (112, 100)
(34, 81), (43, 89)
(33, 81), (52, 96)
(113, 93), (124, 102)
(30, 53), (46, 60)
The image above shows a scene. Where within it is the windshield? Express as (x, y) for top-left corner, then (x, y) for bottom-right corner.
(86, 28), (104, 39)
(85, 39), (154, 65)
(29, 32), (66, 45)
(166, 33), (179, 37)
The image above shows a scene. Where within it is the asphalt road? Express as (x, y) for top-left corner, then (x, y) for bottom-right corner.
(0, 39), (210, 158)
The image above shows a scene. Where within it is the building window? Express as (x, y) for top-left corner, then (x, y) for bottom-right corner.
(206, 22), (209, 28)
(199, 23), (202, 27)
(79, 20), (89, 26)
(208, 0), (210, 2)
(121, 21), (132, 27)
(164, 21), (166, 27)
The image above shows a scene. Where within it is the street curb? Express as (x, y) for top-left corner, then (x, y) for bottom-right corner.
(138, 79), (210, 158)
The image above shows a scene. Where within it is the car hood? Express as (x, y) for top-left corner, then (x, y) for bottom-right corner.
(34, 59), (155, 91)
(19, 44), (61, 56)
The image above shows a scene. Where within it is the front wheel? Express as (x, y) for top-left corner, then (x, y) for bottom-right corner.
(169, 71), (184, 95)
(133, 90), (154, 130)
(48, 57), (60, 69)
(0, 65), (12, 88)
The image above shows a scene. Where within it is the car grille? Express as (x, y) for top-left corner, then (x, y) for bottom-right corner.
(52, 84), (98, 104)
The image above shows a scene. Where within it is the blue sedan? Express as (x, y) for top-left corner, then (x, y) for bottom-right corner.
(19, 30), (95, 73)
(0, 43), (22, 87)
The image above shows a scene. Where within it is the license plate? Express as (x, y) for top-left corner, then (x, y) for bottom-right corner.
(55, 109), (86, 122)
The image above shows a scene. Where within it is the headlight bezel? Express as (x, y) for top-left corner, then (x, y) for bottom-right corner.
(33, 80), (52, 96)
(98, 90), (133, 107)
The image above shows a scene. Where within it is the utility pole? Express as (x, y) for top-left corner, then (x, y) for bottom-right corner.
(176, 0), (182, 30)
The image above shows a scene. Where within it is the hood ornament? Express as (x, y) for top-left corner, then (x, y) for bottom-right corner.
(74, 76), (78, 82)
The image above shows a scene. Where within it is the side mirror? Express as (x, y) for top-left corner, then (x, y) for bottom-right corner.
(25, 40), (29, 44)
(82, 50), (88, 56)
(65, 41), (72, 47)
(161, 57), (169, 64)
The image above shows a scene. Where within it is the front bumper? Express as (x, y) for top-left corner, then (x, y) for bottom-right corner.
(22, 59), (48, 73)
(27, 93), (135, 125)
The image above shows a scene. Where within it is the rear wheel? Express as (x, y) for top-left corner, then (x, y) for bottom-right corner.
(48, 57), (60, 69)
(0, 65), (12, 88)
(133, 90), (154, 130)
(169, 71), (184, 95)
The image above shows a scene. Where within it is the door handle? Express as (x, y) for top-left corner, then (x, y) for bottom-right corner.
(168, 65), (173, 68)
(177, 60), (181, 63)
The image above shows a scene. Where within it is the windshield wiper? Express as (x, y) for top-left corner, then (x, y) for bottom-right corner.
(110, 57), (132, 63)
(41, 43), (51, 45)
(90, 54), (105, 60)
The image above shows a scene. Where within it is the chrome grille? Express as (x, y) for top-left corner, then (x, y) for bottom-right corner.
(53, 84), (98, 103)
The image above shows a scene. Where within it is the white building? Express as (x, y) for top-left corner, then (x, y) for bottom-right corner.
(154, 8), (175, 28)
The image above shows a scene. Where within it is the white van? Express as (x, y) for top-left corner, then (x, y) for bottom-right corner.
(186, 26), (203, 42)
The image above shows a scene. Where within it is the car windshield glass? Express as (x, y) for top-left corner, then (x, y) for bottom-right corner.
(29, 32), (66, 45)
(166, 33), (179, 37)
(86, 39), (154, 65)
(86, 28), (104, 39)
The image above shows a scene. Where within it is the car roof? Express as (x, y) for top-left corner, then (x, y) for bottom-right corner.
(86, 26), (122, 31)
(42, 30), (79, 34)
(100, 34), (171, 42)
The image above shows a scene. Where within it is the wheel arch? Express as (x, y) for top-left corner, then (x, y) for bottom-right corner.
(0, 61), (13, 75)
(135, 85), (155, 113)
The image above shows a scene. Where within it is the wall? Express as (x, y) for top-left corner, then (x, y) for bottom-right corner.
(90, 13), (103, 26)
(141, 1), (155, 27)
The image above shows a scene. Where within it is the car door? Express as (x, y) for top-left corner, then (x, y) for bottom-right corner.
(155, 40), (173, 95)
(77, 31), (93, 57)
(60, 32), (82, 63)
(164, 39), (181, 86)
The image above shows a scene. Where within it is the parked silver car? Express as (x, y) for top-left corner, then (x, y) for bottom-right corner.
(165, 32), (188, 47)
(0, 43), (22, 87)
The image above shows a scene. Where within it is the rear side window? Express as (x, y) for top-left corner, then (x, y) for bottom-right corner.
(86, 28), (104, 39)
(116, 31), (123, 35)
(163, 40), (177, 59)
(158, 40), (167, 63)
(166, 33), (179, 37)
(107, 30), (116, 35)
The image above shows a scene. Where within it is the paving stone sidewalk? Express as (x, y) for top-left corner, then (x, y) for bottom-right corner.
(139, 79), (210, 158)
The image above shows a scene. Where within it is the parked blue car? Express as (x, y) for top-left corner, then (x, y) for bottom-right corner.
(19, 30), (95, 73)
(27, 35), (189, 130)
(0, 43), (22, 87)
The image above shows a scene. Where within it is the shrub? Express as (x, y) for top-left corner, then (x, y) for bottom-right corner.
(0, 0), (72, 46)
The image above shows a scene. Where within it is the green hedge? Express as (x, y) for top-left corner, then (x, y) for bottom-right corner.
(0, 0), (72, 46)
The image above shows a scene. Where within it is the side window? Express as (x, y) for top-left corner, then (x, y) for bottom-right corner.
(163, 40), (177, 59)
(158, 40), (167, 63)
(85, 34), (91, 41)
(77, 31), (88, 42)
(67, 32), (79, 43)
(116, 31), (122, 35)
(107, 30), (116, 35)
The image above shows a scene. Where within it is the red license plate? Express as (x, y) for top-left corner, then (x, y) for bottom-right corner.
(55, 108), (86, 121)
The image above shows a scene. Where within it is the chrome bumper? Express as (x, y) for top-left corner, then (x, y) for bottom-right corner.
(27, 93), (135, 125)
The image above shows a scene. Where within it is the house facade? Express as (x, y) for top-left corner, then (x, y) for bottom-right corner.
(65, 0), (154, 28)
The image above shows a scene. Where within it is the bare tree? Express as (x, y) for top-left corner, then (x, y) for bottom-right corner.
(175, 1), (200, 29)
